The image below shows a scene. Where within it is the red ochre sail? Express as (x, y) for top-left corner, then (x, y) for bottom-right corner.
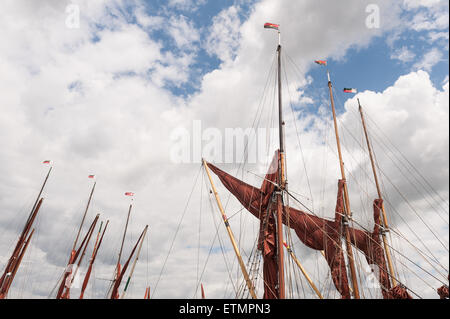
(206, 150), (411, 299)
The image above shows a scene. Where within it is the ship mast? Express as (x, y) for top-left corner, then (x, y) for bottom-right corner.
(358, 99), (397, 287)
(108, 202), (133, 298)
(326, 70), (361, 298)
(0, 163), (51, 299)
(72, 181), (96, 252)
(275, 26), (286, 300)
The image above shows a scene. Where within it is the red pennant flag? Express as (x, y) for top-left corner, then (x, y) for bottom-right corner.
(315, 60), (327, 66)
(343, 88), (357, 94)
(43, 160), (50, 164)
(264, 22), (279, 30)
(125, 192), (134, 196)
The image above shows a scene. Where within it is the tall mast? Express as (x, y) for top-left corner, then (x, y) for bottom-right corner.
(108, 202), (132, 298)
(203, 160), (258, 299)
(120, 225), (148, 299)
(29, 165), (52, 223)
(0, 197), (44, 299)
(79, 220), (109, 299)
(57, 214), (99, 299)
(326, 70), (360, 299)
(144, 287), (150, 299)
(1, 164), (52, 292)
(358, 99), (397, 287)
(276, 26), (286, 300)
(72, 181), (96, 252)
(118, 204), (133, 266)
(110, 225), (148, 299)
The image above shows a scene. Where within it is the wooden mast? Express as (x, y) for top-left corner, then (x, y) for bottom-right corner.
(120, 225), (148, 299)
(3, 229), (35, 297)
(72, 181), (96, 252)
(326, 70), (360, 299)
(110, 225), (148, 299)
(29, 165), (52, 221)
(203, 160), (258, 299)
(108, 203), (133, 298)
(201, 283), (206, 299)
(0, 198), (44, 299)
(56, 214), (99, 299)
(358, 99), (397, 287)
(275, 25), (286, 300)
(0, 164), (51, 297)
(79, 220), (109, 299)
(283, 242), (323, 299)
(144, 287), (150, 299)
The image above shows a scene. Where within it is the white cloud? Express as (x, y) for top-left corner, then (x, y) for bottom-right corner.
(167, 14), (200, 49)
(206, 6), (242, 63)
(403, 0), (443, 9)
(391, 46), (416, 62)
(413, 47), (444, 71)
(405, 0), (449, 31)
(168, 0), (207, 12)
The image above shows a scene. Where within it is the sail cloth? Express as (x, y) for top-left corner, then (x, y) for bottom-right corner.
(437, 275), (449, 299)
(206, 150), (411, 299)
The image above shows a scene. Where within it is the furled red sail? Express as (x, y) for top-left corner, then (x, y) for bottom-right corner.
(437, 275), (449, 299)
(206, 150), (411, 299)
(206, 153), (351, 298)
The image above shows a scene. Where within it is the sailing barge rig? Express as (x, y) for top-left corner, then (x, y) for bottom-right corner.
(200, 23), (449, 299)
(0, 23), (448, 300)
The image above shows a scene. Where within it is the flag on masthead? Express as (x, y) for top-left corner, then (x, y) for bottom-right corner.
(264, 22), (279, 30)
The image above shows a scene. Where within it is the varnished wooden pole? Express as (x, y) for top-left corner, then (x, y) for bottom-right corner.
(327, 72), (360, 299)
(276, 39), (286, 300)
(72, 181), (96, 251)
(358, 99), (397, 287)
(120, 225), (148, 299)
(203, 160), (257, 299)
(284, 242), (323, 299)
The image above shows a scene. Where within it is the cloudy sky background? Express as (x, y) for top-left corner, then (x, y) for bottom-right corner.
(0, 0), (448, 299)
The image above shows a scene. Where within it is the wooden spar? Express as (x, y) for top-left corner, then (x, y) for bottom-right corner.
(0, 166), (51, 297)
(79, 220), (109, 299)
(110, 225), (148, 299)
(118, 204), (132, 266)
(28, 166), (52, 226)
(69, 216), (100, 289)
(144, 287), (150, 299)
(107, 203), (133, 298)
(72, 181), (96, 252)
(276, 34), (286, 300)
(358, 99), (397, 287)
(0, 229), (35, 299)
(284, 242), (323, 299)
(201, 283), (206, 299)
(203, 160), (258, 299)
(0, 198), (44, 296)
(56, 214), (99, 299)
(326, 71), (361, 299)
(120, 225), (148, 299)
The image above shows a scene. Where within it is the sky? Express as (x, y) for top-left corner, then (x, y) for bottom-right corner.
(0, 0), (448, 299)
